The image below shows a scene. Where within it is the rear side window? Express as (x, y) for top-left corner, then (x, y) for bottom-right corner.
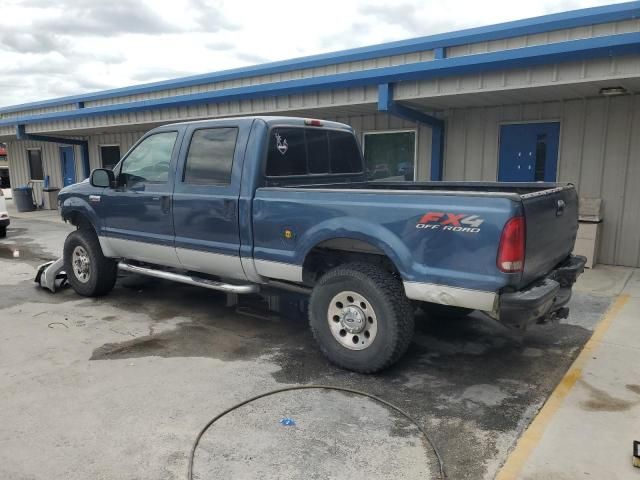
(184, 128), (238, 185)
(266, 128), (306, 176)
(329, 130), (361, 174)
(266, 127), (362, 177)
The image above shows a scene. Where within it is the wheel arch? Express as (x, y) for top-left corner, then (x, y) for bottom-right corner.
(300, 225), (412, 285)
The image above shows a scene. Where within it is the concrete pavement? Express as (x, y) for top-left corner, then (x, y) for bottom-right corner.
(0, 217), (634, 480)
(498, 269), (640, 479)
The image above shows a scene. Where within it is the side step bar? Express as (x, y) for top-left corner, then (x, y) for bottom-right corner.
(118, 262), (259, 294)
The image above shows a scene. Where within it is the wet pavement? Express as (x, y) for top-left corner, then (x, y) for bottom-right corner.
(0, 218), (612, 479)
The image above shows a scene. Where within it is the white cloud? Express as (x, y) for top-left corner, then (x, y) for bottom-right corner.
(0, 0), (617, 106)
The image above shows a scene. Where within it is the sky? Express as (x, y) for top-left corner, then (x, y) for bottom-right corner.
(0, 0), (620, 107)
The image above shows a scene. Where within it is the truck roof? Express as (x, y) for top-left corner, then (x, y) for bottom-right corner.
(162, 116), (353, 131)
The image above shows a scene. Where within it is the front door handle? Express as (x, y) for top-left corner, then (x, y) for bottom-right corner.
(160, 195), (171, 214)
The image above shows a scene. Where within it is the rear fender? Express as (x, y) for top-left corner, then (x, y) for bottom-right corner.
(298, 217), (413, 278)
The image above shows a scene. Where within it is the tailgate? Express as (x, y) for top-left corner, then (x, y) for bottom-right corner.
(520, 186), (579, 286)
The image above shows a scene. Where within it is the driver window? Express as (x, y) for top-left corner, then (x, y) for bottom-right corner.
(120, 131), (178, 186)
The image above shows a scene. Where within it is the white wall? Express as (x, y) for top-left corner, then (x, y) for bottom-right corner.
(443, 95), (640, 267)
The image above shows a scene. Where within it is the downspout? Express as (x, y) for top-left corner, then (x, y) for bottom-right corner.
(16, 124), (91, 180)
(377, 83), (445, 181)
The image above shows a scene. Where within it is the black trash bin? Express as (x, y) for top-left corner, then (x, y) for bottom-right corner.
(13, 186), (36, 212)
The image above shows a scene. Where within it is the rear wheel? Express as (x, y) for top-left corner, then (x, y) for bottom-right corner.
(64, 229), (118, 297)
(309, 263), (414, 373)
(0, 226), (6, 238)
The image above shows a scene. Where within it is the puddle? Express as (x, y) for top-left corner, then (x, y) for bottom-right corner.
(0, 242), (54, 262)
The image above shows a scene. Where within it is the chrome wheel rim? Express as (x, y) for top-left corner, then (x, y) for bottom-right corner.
(327, 290), (378, 350)
(72, 246), (91, 283)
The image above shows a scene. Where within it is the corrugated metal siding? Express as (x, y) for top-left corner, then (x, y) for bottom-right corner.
(394, 55), (640, 101)
(443, 95), (640, 267)
(447, 18), (640, 57)
(88, 131), (146, 169)
(6, 140), (82, 205)
(24, 87), (380, 134)
(83, 51), (435, 108)
(325, 113), (433, 181)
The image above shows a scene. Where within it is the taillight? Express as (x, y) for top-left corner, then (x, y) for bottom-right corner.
(497, 216), (525, 273)
(304, 119), (323, 126)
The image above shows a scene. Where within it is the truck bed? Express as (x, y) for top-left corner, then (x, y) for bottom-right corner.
(255, 181), (578, 291)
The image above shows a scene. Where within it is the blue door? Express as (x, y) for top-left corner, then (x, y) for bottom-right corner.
(172, 123), (246, 280)
(60, 146), (76, 186)
(498, 122), (560, 182)
(100, 130), (181, 266)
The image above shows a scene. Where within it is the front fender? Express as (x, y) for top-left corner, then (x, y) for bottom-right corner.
(60, 195), (102, 234)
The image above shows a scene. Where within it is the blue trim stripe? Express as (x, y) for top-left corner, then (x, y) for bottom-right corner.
(1, 1), (638, 114)
(4, 32), (640, 128)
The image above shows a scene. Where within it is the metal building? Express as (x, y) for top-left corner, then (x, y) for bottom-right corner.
(1, 2), (640, 266)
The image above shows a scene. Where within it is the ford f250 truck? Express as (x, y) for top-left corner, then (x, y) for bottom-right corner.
(58, 116), (585, 373)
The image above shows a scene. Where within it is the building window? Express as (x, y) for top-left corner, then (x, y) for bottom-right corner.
(100, 145), (121, 170)
(27, 149), (44, 180)
(183, 127), (238, 185)
(363, 131), (416, 181)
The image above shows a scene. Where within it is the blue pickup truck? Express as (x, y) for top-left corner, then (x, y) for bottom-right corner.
(58, 116), (585, 372)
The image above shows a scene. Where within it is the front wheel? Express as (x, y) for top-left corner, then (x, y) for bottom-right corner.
(63, 229), (118, 297)
(309, 263), (414, 373)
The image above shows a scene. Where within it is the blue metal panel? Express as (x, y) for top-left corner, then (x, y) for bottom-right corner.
(252, 187), (521, 291)
(498, 122), (560, 182)
(99, 127), (184, 254)
(3, 32), (640, 128)
(430, 124), (444, 181)
(1, 2), (638, 114)
(60, 146), (76, 187)
(172, 120), (251, 259)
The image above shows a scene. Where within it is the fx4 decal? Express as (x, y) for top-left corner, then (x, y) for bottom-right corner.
(416, 212), (484, 233)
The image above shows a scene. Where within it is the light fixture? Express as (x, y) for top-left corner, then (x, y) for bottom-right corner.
(599, 86), (628, 96)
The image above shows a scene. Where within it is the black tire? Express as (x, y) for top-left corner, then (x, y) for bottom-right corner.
(0, 226), (6, 238)
(421, 303), (473, 320)
(309, 262), (414, 373)
(63, 229), (118, 297)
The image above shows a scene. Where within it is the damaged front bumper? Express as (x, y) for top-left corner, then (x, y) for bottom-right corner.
(499, 255), (587, 328)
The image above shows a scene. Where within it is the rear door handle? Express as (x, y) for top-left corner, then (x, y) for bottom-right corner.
(556, 199), (565, 216)
(160, 195), (171, 214)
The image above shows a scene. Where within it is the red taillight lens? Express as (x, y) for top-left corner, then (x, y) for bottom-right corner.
(304, 119), (323, 126)
(497, 216), (526, 273)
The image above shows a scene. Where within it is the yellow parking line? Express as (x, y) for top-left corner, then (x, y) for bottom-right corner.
(496, 293), (630, 480)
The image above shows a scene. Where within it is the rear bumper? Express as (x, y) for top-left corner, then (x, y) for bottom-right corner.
(499, 255), (587, 328)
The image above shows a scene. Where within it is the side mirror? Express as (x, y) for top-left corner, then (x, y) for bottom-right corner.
(90, 168), (115, 188)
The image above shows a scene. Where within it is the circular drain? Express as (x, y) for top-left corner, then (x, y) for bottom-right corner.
(188, 385), (445, 479)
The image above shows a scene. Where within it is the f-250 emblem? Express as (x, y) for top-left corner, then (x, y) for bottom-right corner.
(275, 133), (288, 155)
(416, 212), (484, 233)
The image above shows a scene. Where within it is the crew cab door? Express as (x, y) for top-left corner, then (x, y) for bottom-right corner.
(172, 122), (248, 280)
(100, 129), (182, 267)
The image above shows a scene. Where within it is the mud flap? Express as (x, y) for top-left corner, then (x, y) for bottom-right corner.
(35, 258), (68, 293)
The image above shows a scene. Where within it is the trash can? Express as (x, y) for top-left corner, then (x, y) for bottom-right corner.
(12, 186), (36, 212)
(42, 188), (60, 210)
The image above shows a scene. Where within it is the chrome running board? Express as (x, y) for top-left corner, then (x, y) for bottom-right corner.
(118, 262), (259, 294)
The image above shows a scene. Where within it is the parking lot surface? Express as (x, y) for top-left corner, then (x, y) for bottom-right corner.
(0, 218), (613, 479)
